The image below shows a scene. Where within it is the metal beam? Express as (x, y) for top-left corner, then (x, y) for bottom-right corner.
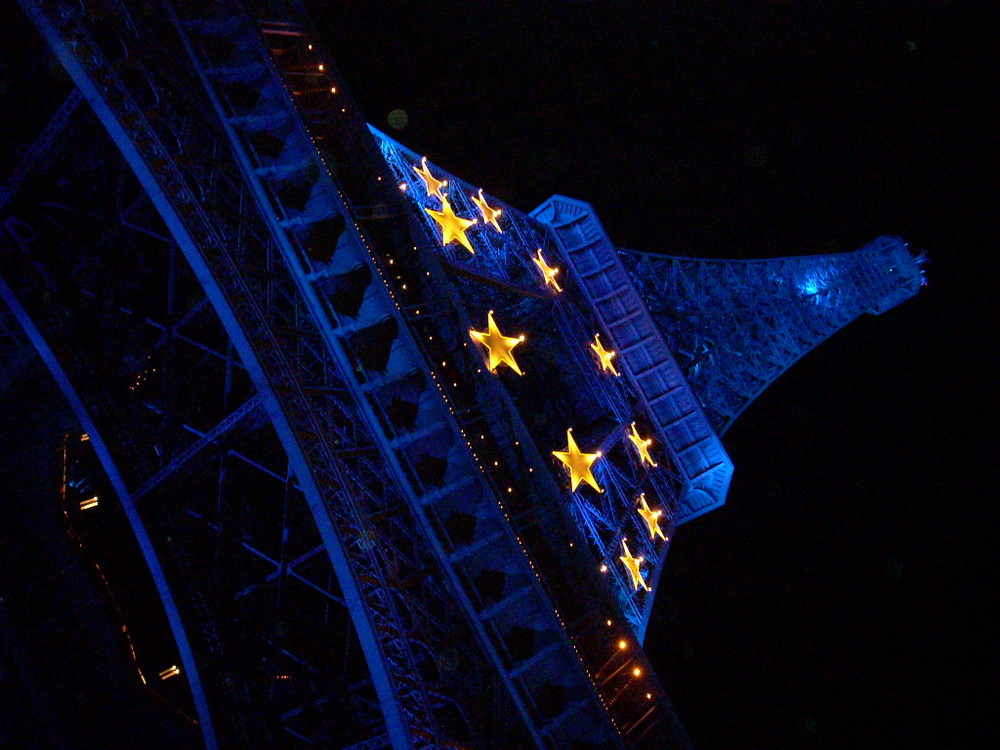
(0, 272), (218, 749)
(132, 394), (262, 501)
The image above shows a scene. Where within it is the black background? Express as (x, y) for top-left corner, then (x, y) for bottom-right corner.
(312, 2), (996, 748)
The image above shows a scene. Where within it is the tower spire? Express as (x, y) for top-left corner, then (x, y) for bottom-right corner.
(620, 237), (924, 433)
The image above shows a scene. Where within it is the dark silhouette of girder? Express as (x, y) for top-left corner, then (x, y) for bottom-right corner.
(0, 1), (921, 748)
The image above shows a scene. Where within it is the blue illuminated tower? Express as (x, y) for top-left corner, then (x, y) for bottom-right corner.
(0, 1), (922, 748)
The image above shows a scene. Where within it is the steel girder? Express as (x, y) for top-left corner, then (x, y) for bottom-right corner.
(620, 238), (924, 434)
(172, 2), (643, 746)
(375, 134), (687, 642)
(533, 197), (733, 531)
(11, 1), (511, 748)
(0, 0), (793, 745)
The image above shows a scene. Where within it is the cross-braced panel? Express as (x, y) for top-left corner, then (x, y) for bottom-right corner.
(621, 239), (924, 433)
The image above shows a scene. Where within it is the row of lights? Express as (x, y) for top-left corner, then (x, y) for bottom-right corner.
(403, 159), (668, 722)
(291, 38), (659, 734)
(284, 55), (613, 730)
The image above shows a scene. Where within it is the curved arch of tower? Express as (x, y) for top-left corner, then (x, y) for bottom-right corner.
(0, 2), (921, 748)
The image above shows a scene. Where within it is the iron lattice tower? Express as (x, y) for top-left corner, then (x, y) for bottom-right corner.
(0, 2), (923, 748)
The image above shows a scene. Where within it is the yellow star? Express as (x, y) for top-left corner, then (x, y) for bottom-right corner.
(590, 333), (619, 376)
(412, 156), (447, 200)
(636, 493), (668, 542)
(469, 311), (524, 375)
(552, 428), (603, 493)
(426, 195), (476, 254)
(533, 249), (562, 292)
(627, 422), (658, 467)
(619, 539), (650, 591)
(470, 188), (503, 232)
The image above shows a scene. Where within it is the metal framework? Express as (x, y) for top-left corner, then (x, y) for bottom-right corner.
(0, 1), (922, 748)
(620, 239), (925, 434)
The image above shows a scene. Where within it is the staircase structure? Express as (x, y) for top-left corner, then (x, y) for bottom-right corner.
(0, 2), (923, 748)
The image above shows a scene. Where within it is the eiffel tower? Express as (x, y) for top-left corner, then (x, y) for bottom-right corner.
(0, 2), (924, 748)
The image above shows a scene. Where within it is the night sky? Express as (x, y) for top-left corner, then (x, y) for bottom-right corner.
(312, 2), (995, 748)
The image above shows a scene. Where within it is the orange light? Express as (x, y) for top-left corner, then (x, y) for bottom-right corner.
(159, 665), (180, 680)
(590, 333), (620, 376)
(628, 424), (659, 469)
(618, 639), (628, 650)
(632, 667), (642, 677)
(80, 496), (99, 510)
(426, 194), (475, 253)
(470, 188), (503, 232)
(533, 249), (562, 292)
(552, 428), (604, 493)
(469, 312), (525, 375)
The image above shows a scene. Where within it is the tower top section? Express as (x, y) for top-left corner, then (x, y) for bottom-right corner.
(620, 237), (925, 433)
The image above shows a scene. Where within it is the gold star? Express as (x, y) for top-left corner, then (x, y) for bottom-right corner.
(533, 249), (562, 292)
(627, 422), (657, 467)
(469, 311), (524, 375)
(552, 428), (603, 493)
(619, 539), (650, 591)
(426, 195), (476, 253)
(590, 333), (619, 376)
(636, 494), (668, 542)
(470, 188), (502, 232)
(412, 156), (447, 200)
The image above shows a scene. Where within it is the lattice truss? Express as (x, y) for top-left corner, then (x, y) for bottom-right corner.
(620, 239), (925, 434)
(2, 3), (510, 747)
(2, 1), (695, 747)
(0, 93), (447, 750)
(376, 132), (683, 633)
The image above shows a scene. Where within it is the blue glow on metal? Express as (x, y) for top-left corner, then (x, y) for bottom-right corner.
(11, 4), (924, 743)
(374, 132), (921, 645)
(375, 130), (674, 634)
(799, 278), (821, 296)
(621, 236), (924, 434)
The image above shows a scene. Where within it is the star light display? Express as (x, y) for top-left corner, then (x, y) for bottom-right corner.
(426, 195), (476, 253)
(590, 333), (619, 376)
(552, 428), (603, 493)
(412, 156), (447, 200)
(619, 539), (650, 591)
(627, 422), (657, 467)
(533, 248), (562, 292)
(636, 493), (668, 542)
(470, 188), (502, 232)
(469, 311), (525, 375)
